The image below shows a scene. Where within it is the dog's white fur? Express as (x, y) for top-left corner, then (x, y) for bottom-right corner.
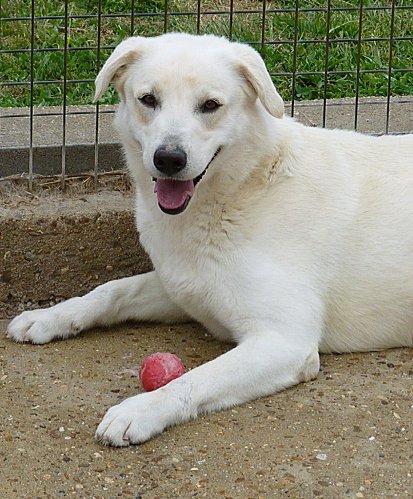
(7, 33), (413, 446)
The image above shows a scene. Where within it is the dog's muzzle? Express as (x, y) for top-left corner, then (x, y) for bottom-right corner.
(153, 147), (221, 215)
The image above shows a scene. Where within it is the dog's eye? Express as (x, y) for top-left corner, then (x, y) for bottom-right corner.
(139, 94), (157, 109)
(201, 99), (221, 113)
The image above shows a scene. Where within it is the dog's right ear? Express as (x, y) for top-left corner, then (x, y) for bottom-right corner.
(94, 37), (147, 102)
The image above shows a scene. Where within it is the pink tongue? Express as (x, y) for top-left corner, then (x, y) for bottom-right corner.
(154, 179), (195, 210)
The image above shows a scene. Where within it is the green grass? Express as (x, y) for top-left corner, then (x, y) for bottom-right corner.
(1, 0), (412, 107)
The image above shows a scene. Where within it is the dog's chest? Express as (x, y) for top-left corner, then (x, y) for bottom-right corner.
(139, 214), (246, 340)
(151, 225), (234, 300)
(160, 251), (238, 341)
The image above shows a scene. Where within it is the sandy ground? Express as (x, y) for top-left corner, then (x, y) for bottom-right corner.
(0, 317), (412, 498)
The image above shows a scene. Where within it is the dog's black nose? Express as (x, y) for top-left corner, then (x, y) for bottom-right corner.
(153, 146), (187, 175)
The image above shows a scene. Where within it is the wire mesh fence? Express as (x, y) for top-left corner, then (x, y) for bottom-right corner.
(1, 1), (412, 190)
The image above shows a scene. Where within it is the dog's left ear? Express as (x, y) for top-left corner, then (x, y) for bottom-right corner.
(94, 37), (148, 102)
(233, 43), (284, 119)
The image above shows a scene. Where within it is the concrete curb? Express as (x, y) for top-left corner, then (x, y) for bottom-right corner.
(0, 142), (123, 177)
(1, 97), (411, 178)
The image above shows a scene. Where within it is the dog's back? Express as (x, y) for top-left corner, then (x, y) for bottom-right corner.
(294, 128), (413, 352)
(241, 119), (413, 353)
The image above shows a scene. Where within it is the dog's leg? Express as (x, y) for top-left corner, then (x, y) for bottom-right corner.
(6, 271), (189, 344)
(95, 331), (320, 446)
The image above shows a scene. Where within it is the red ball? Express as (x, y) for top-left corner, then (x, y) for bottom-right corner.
(139, 352), (187, 392)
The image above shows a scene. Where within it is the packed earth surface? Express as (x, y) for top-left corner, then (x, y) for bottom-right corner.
(0, 319), (412, 498)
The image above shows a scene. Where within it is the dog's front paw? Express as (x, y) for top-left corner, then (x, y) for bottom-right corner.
(95, 385), (189, 446)
(6, 306), (81, 344)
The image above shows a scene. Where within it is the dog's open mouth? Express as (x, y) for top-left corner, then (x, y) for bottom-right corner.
(153, 148), (221, 215)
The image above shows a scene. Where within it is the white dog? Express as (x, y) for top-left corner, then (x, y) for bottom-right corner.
(6, 33), (413, 446)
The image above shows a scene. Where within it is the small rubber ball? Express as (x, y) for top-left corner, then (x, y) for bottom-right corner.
(139, 352), (187, 392)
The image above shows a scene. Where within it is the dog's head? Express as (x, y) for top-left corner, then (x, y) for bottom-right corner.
(95, 33), (284, 215)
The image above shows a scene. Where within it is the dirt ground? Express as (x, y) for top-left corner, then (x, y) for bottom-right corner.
(0, 187), (412, 498)
(0, 319), (412, 498)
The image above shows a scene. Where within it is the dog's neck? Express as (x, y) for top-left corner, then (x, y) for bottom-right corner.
(202, 112), (288, 200)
